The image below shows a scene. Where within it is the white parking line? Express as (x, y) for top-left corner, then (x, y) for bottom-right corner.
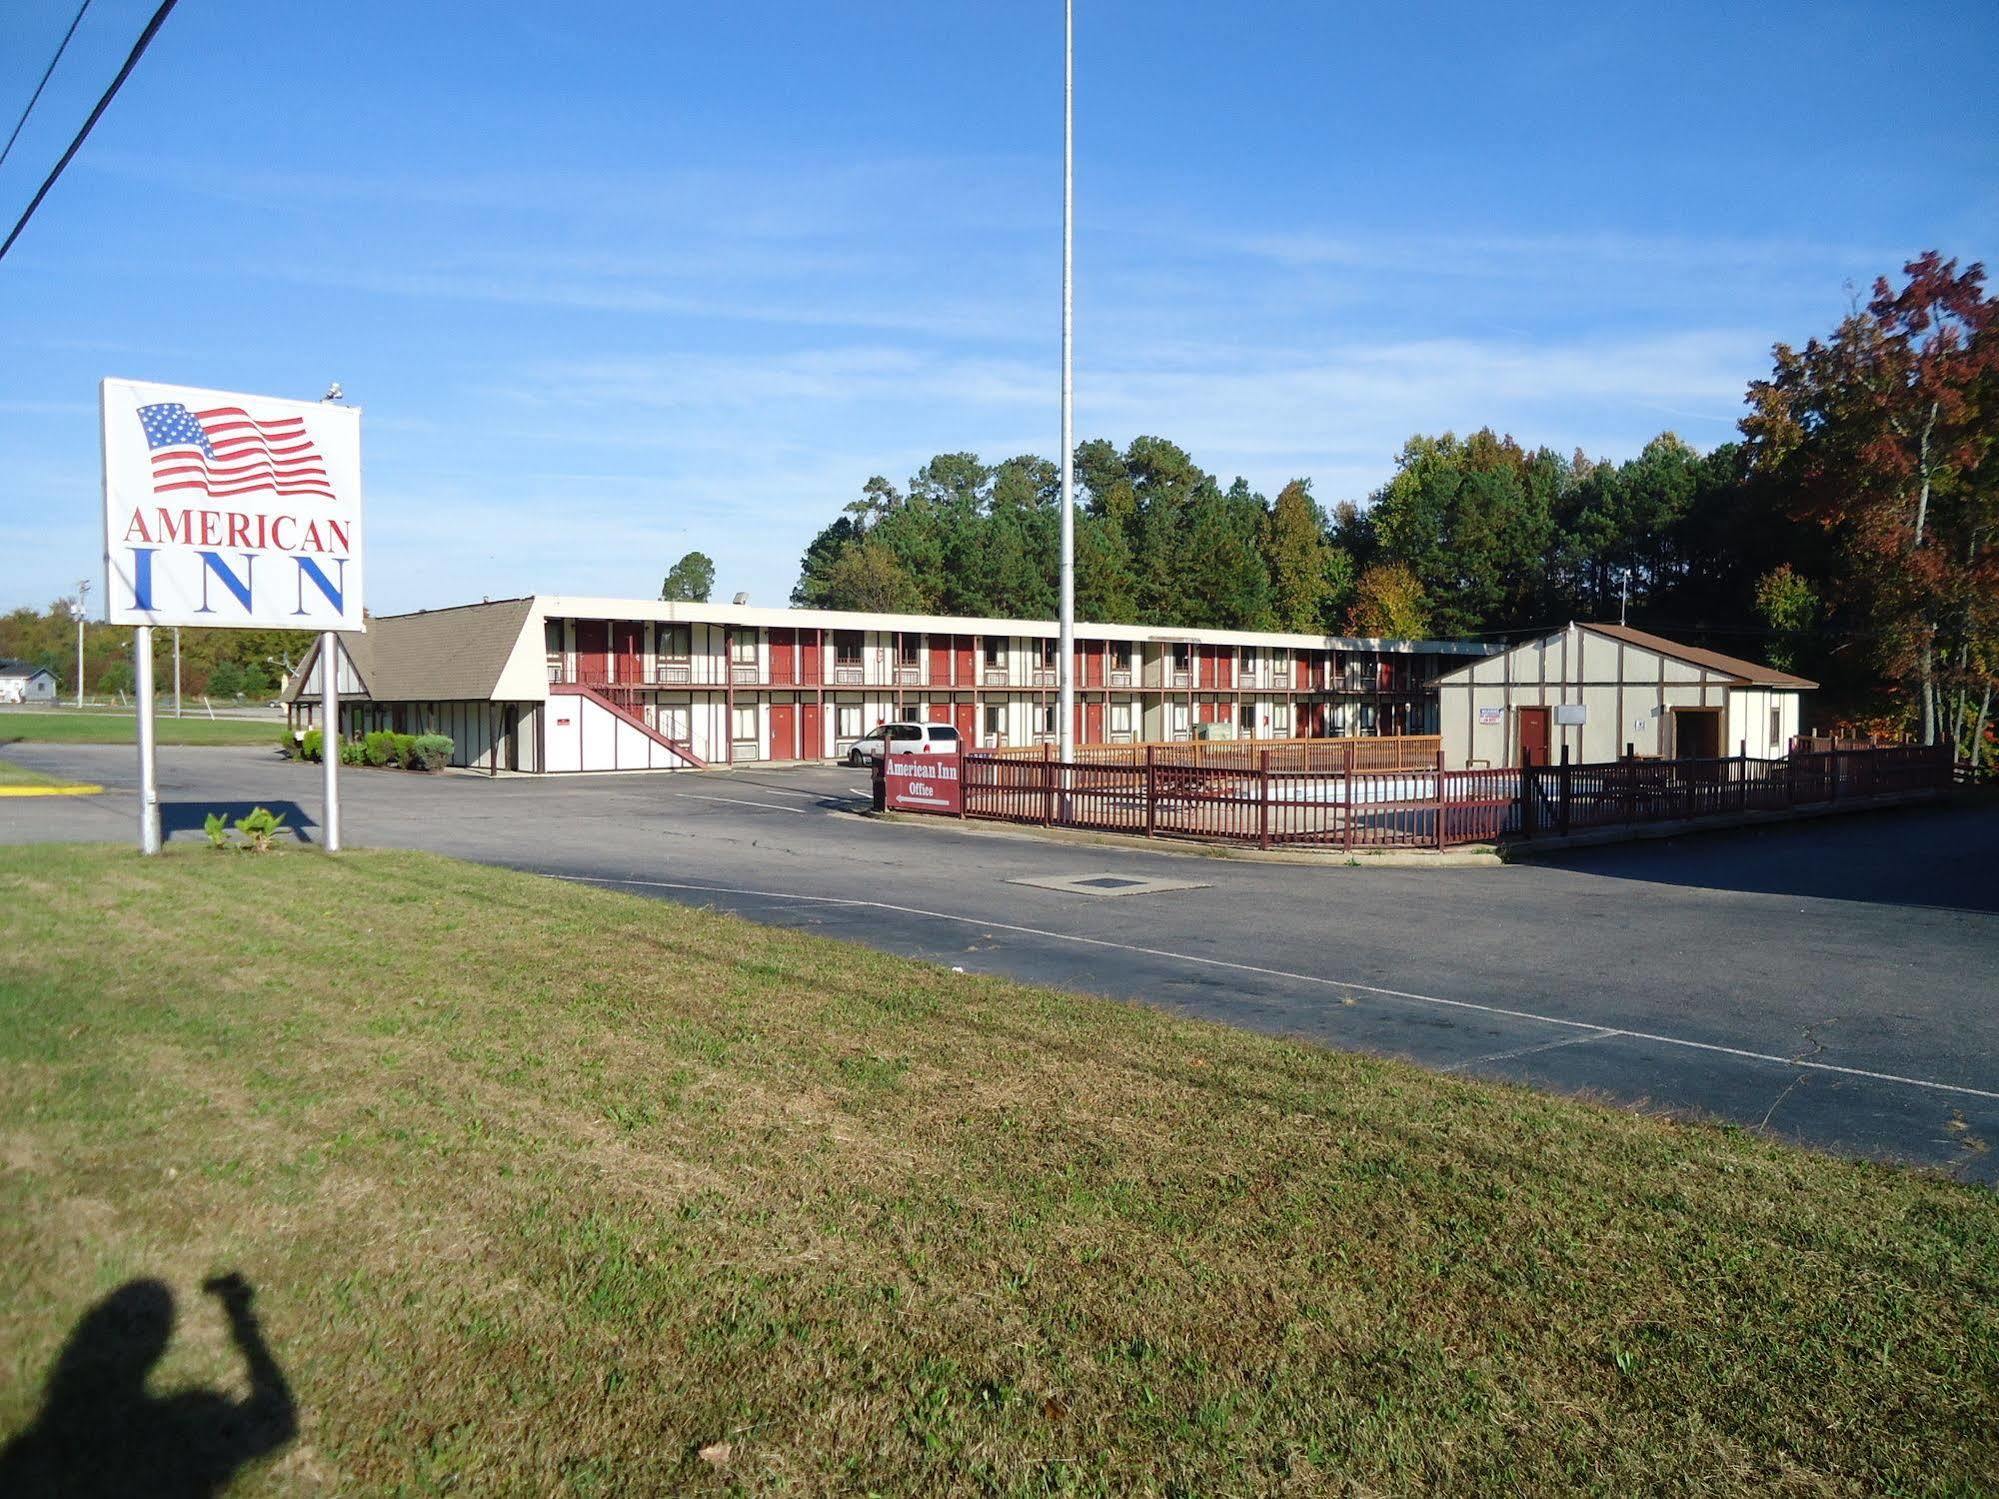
(673, 793), (812, 815)
(556, 873), (1999, 1104)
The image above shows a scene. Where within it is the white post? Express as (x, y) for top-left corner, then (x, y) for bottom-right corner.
(73, 579), (90, 708)
(1056, 0), (1076, 764)
(172, 627), (182, 716)
(321, 630), (341, 852)
(135, 625), (160, 854)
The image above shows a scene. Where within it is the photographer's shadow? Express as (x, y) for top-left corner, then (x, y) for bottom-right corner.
(0, 1273), (297, 1498)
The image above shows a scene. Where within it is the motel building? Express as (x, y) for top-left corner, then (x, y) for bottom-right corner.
(286, 596), (1496, 772)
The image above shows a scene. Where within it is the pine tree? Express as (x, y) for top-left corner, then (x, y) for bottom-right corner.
(1260, 479), (1333, 632)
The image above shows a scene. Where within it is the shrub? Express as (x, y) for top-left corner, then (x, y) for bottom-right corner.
(393, 732), (419, 768)
(412, 734), (454, 772)
(339, 739), (363, 766)
(202, 812), (230, 849)
(363, 730), (398, 768)
(301, 728), (324, 762)
(232, 806), (286, 852)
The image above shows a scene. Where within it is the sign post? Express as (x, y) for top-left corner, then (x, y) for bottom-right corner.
(135, 625), (160, 854)
(321, 630), (340, 852)
(101, 379), (363, 854)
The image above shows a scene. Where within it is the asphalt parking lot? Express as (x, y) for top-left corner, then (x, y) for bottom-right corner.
(5, 742), (1995, 1182)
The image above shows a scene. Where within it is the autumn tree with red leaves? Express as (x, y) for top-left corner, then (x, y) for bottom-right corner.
(1742, 253), (1998, 762)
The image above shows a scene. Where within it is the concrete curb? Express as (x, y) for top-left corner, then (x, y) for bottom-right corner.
(866, 811), (1505, 868)
(1503, 789), (1948, 858)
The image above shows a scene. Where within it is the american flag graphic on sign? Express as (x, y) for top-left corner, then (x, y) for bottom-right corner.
(136, 402), (336, 502)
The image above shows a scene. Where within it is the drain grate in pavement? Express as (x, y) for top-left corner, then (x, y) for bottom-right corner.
(1007, 871), (1210, 898)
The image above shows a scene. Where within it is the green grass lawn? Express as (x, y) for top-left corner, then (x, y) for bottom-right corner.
(0, 709), (283, 747)
(0, 846), (1992, 1495)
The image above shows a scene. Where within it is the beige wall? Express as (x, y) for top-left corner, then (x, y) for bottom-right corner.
(1438, 625), (1805, 767)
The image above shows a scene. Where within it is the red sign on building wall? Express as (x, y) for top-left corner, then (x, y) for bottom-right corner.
(882, 753), (962, 814)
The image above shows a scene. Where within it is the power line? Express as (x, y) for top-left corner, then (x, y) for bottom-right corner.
(0, 0), (93, 172)
(0, 0), (179, 266)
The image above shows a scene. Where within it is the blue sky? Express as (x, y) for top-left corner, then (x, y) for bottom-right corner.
(2, 0), (1994, 615)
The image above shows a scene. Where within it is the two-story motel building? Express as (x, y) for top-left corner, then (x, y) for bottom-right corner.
(287, 596), (1497, 772)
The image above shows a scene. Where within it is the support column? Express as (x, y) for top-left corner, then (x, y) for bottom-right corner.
(321, 630), (341, 853)
(135, 626), (160, 854)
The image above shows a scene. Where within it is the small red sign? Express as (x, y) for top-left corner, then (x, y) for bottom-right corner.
(883, 752), (962, 814)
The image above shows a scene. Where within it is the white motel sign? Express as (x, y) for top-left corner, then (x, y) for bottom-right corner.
(100, 378), (364, 856)
(101, 378), (363, 631)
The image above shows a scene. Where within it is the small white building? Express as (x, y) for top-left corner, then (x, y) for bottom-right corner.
(0, 660), (58, 705)
(1436, 623), (1814, 768)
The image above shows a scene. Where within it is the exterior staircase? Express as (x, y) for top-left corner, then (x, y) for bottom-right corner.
(550, 680), (707, 768)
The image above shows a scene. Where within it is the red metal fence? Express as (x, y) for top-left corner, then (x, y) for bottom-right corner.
(913, 743), (1953, 850)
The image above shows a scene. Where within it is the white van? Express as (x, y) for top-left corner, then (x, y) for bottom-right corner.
(845, 722), (962, 766)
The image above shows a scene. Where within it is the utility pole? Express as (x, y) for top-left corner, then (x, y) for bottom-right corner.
(72, 579), (90, 707)
(1055, 0), (1076, 763)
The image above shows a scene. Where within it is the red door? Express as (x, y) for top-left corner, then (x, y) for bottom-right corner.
(771, 702), (797, 760)
(1082, 647), (1103, 688)
(1084, 701), (1105, 743)
(612, 621), (642, 684)
(1517, 707), (1551, 766)
(954, 700), (977, 744)
(574, 620), (610, 683)
(929, 638), (953, 684)
(771, 629), (797, 684)
(799, 632), (823, 686)
(953, 636), (974, 685)
(800, 702), (824, 759)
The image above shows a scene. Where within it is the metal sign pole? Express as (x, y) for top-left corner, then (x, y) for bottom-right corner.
(172, 626), (182, 716)
(1055, 0), (1076, 765)
(321, 630), (340, 852)
(135, 624), (160, 854)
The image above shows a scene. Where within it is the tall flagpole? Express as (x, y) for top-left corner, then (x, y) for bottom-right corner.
(1056, 0), (1076, 763)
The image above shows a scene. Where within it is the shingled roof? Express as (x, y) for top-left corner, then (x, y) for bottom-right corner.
(286, 598), (537, 703)
(1584, 622), (1817, 689)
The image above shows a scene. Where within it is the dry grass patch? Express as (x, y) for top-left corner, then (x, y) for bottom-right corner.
(0, 844), (1993, 1496)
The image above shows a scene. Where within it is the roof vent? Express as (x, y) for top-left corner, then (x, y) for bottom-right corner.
(732, 592), (749, 606)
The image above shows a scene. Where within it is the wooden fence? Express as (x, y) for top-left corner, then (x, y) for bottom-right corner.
(915, 743), (1953, 851)
(982, 734), (1441, 773)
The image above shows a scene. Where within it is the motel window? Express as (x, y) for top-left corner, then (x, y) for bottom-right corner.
(1110, 641), (1132, 670)
(730, 633), (757, 666)
(836, 704), (865, 739)
(1110, 702), (1133, 734)
(732, 705), (758, 742)
(655, 705), (690, 742)
(1243, 648), (1261, 675)
(1039, 702), (1058, 735)
(984, 638), (1006, 667)
(1770, 705), (1783, 748)
(544, 621), (564, 680)
(1172, 643), (1191, 674)
(983, 703), (1006, 740)
(1242, 704), (1259, 732)
(1039, 637), (1058, 669)
(662, 624), (691, 660)
(898, 634), (921, 665)
(834, 631), (863, 666)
